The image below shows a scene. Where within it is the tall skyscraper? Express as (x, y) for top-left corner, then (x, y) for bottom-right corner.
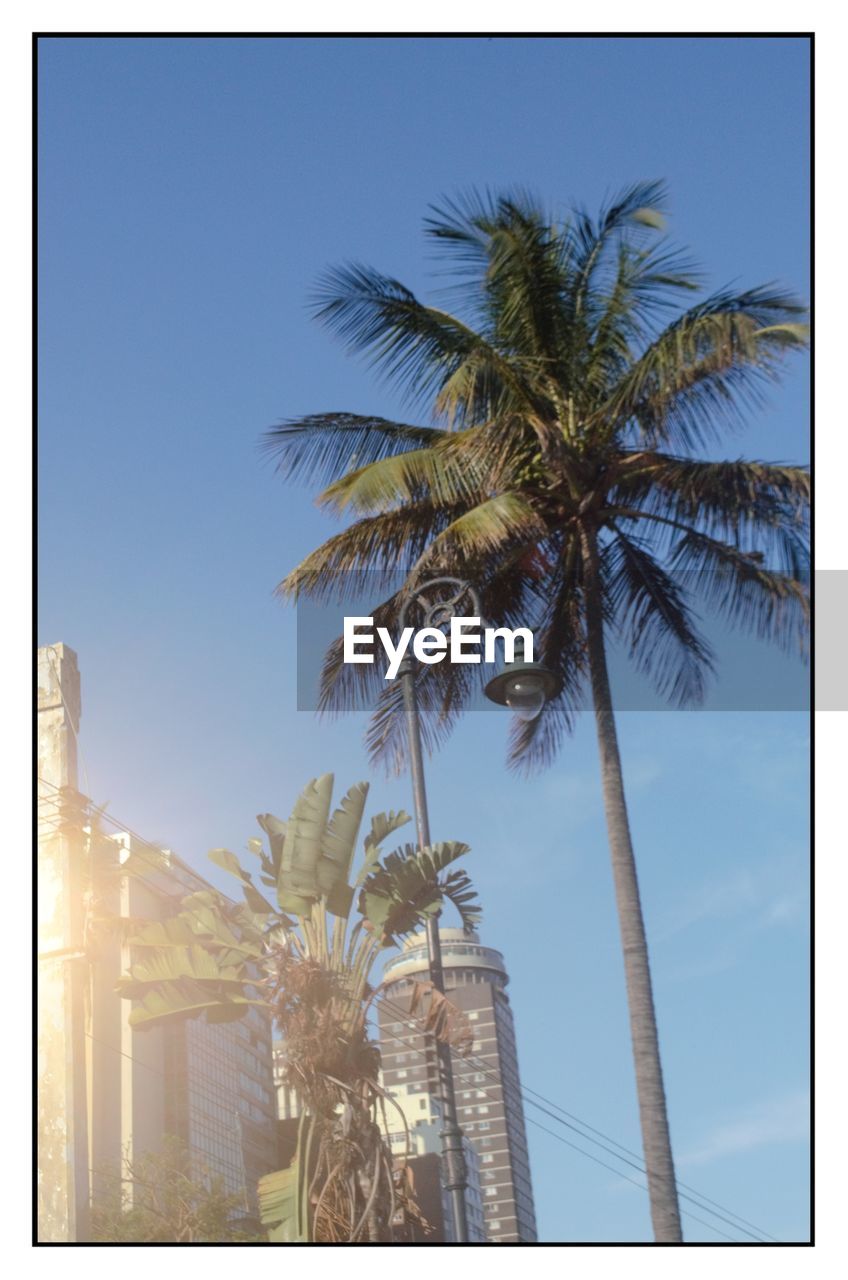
(378, 929), (538, 1243)
(98, 832), (279, 1221)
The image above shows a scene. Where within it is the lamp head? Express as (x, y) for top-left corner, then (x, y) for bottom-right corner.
(484, 660), (562, 722)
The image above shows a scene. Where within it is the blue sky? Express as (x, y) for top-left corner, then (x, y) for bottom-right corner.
(37, 36), (810, 1242)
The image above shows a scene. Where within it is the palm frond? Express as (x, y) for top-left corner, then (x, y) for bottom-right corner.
(364, 657), (482, 777)
(669, 527), (810, 655)
(611, 453), (810, 576)
(317, 444), (484, 515)
(604, 530), (714, 705)
(261, 413), (447, 488)
(313, 262), (538, 419)
(585, 240), (702, 397)
(425, 187), (562, 292)
(600, 286), (808, 449)
(277, 503), (466, 602)
(475, 198), (572, 365)
(422, 492), (547, 564)
(571, 180), (670, 316)
(506, 537), (589, 772)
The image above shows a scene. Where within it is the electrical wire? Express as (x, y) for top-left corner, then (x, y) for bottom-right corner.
(377, 993), (774, 1244)
(377, 1010), (743, 1243)
(379, 986), (780, 1241)
(37, 776), (187, 885)
(380, 991), (775, 1242)
(522, 1115), (743, 1244)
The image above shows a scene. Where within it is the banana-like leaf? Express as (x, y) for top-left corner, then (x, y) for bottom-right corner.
(257, 785), (415, 922)
(178, 892), (264, 959)
(259, 1118), (311, 1242)
(363, 809), (412, 854)
(359, 840), (477, 942)
(122, 943), (245, 989)
(117, 888), (271, 1033)
(241, 882), (277, 917)
(207, 847), (276, 917)
(128, 915), (203, 949)
(316, 780), (369, 900)
(277, 887), (316, 916)
(123, 978), (267, 1029)
(325, 879), (355, 919)
(205, 1003), (258, 1025)
(354, 808), (412, 889)
(208, 847), (250, 882)
(282, 773), (334, 902)
(259, 1163), (303, 1242)
(361, 890), (401, 933)
(256, 812), (287, 902)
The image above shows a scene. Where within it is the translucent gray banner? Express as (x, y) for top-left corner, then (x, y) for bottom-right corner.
(291, 569), (824, 713)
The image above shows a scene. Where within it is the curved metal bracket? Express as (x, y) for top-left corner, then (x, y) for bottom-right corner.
(397, 575), (482, 632)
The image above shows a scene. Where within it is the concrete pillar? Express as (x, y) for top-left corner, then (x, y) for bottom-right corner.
(37, 644), (90, 1241)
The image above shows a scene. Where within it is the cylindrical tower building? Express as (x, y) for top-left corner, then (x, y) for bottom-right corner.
(379, 929), (537, 1243)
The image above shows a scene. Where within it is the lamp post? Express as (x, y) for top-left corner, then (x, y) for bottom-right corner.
(397, 577), (479, 1244)
(395, 577), (561, 1243)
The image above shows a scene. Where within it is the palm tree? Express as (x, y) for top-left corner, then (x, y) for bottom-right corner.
(267, 183), (809, 1242)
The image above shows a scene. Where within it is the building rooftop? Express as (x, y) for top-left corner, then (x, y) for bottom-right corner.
(382, 929), (508, 984)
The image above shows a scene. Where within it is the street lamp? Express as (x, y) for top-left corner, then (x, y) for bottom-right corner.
(396, 577), (561, 1243)
(483, 638), (563, 720)
(397, 577), (479, 1244)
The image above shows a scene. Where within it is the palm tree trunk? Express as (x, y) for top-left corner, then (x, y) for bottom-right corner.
(579, 522), (683, 1243)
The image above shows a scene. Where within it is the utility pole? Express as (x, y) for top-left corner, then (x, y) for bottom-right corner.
(37, 644), (90, 1241)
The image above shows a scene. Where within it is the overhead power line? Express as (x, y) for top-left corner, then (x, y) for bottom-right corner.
(377, 993), (776, 1244)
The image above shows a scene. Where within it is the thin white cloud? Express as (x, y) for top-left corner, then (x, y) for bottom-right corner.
(625, 757), (663, 791)
(680, 1090), (810, 1168)
(658, 854), (808, 943)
